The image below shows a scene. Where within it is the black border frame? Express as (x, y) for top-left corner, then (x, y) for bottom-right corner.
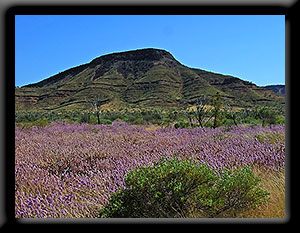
(2, 2), (297, 228)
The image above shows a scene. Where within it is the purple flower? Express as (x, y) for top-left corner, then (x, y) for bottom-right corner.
(15, 122), (285, 217)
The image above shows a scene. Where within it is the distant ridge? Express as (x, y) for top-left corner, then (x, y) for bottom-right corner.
(15, 48), (285, 111)
(262, 85), (285, 96)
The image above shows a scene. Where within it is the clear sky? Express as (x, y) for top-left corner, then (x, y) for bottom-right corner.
(15, 15), (285, 87)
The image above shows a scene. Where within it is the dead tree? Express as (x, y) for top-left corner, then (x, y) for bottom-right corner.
(85, 96), (102, 124)
(191, 95), (211, 130)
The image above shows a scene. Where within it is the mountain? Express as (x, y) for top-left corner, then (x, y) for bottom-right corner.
(263, 85), (285, 96)
(15, 48), (285, 112)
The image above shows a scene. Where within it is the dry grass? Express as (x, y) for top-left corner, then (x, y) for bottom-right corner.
(144, 124), (163, 131)
(237, 167), (285, 218)
(186, 105), (244, 112)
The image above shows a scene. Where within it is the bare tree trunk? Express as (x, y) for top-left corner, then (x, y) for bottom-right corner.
(96, 111), (100, 124)
(86, 96), (102, 124)
(192, 95), (208, 130)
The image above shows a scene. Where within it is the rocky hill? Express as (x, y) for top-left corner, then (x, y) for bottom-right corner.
(263, 85), (285, 96)
(15, 48), (285, 111)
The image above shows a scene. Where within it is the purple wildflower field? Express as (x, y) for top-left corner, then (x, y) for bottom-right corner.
(15, 121), (285, 218)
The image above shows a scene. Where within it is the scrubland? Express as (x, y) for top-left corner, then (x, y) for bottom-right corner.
(15, 121), (285, 218)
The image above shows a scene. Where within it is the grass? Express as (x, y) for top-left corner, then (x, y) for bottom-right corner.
(241, 167), (285, 218)
(253, 133), (285, 145)
(144, 124), (162, 131)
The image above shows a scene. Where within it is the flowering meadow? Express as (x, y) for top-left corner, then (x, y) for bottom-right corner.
(15, 121), (285, 218)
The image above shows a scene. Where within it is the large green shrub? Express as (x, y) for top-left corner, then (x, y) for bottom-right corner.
(98, 157), (269, 218)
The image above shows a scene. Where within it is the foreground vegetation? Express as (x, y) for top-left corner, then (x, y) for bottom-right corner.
(15, 122), (285, 218)
(99, 157), (270, 218)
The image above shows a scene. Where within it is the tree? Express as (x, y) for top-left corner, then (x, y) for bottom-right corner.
(256, 107), (277, 127)
(188, 95), (210, 130)
(85, 96), (103, 124)
(223, 99), (238, 126)
(210, 92), (223, 128)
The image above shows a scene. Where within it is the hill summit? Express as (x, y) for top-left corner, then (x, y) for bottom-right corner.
(15, 48), (284, 111)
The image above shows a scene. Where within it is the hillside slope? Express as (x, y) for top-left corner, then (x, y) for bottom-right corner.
(263, 85), (285, 96)
(15, 48), (284, 111)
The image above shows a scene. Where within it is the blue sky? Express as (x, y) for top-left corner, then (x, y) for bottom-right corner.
(15, 15), (285, 87)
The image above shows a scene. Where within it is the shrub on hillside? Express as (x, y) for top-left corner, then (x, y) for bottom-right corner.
(98, 157), (270, 218)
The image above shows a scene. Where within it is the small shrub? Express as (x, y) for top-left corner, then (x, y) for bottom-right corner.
(276, 116), (285, 125)
(101, 119), (113, 125)
(98, 157), (270, 218)
(16, 117), (49, 128)
(79, 113), (90, 123)
(174, 121), (190, 129)
(35, 118), (49, 127)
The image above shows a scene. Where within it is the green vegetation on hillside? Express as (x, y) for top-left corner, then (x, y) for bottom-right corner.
(15, 48), (285, 112)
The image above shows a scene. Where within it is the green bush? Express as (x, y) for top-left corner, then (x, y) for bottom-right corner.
(101, 119), (113, 125)
(256, 107), (278, 127)
(191, 166), (270, 217)
(16, 117), (50, 128)
(276, 116), (285, 125)
(99, 157), (216, 218)
(174, 121), (190, 129)
(79, 113), (91, 123)
(98, 157), (269, 218)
